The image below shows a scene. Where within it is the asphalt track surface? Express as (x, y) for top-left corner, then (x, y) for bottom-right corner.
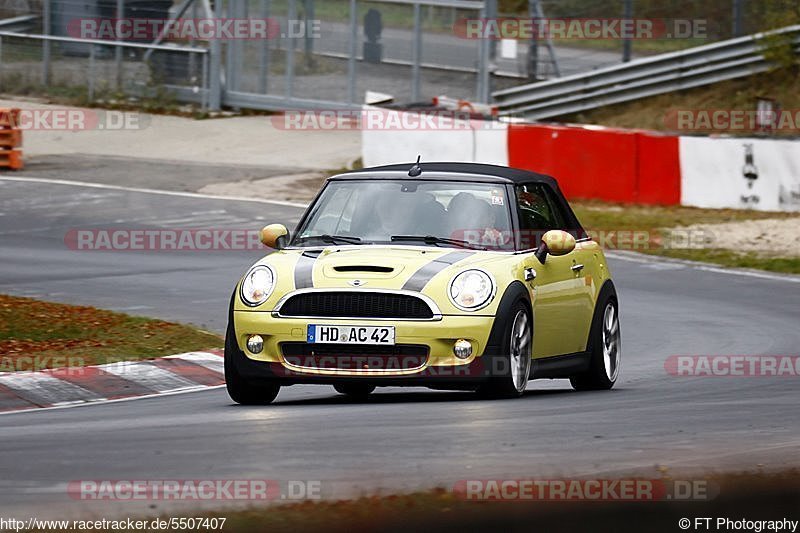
(1, 177), (799, 519)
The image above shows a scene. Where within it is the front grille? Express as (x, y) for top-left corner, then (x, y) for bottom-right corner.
(277, 291), (434, 319)
(281, 342), (429, 371)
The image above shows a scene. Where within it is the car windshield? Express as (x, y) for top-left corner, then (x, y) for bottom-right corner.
(292, 179), (514, 250)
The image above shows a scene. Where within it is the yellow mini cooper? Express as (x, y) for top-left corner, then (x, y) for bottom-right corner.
(225, 162), (620, 404)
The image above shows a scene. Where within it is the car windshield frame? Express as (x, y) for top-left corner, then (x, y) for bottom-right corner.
(288, 178), (517, 251)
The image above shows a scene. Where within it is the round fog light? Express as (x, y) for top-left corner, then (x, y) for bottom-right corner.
(453, 339), (473, 359)
(246, 334), (264, 354)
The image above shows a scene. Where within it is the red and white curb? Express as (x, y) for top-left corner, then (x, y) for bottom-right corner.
(0, 350), (224, 413)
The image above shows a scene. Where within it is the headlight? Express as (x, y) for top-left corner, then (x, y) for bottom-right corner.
(448, 269), (495, 311)
(240, 265), (275, 306)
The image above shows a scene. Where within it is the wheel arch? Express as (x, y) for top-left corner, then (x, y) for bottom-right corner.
(482, 280), (532, 357)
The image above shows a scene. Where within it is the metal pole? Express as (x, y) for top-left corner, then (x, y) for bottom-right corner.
(88, 45), (96, 101)
(204, 0), (221, 110)
(527, 0), (538, 80)
(43, 0), (51, 86)
(476, 5), (490, 102)
(201, 52), (208, 110)
(732, 0), (744, 37)
(304, 0), (315, 68)
(115, 0), (123, 90)
(622, 0), (632, 62)
(286, 0), (296, 98)
(411, 3), (421, 102)
(225, 0), (234, 94)
(258, 0), (270, 93)
(347, 0), (357, 104)
(188, 0), (197, 86)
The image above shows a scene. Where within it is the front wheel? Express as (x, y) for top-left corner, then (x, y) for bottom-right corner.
(224, 321), (280, 405)
(477, 301), (532, 399)
(570, 296), (621, 391)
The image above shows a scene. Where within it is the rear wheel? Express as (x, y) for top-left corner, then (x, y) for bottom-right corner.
(477, 301), (532, 399)
(224, 321), (280, 405)
(570, 296), (621, 391)
(333, 383), (376, 399)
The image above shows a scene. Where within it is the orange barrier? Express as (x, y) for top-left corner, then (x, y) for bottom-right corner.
(508, 123), (680, 205)
(0, 108), (23, 170)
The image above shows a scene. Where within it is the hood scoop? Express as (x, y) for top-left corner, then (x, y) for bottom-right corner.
(333, 265), (394, 273)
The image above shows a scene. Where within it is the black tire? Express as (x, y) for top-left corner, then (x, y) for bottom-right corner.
(476, 300), (532, 399)
(333, 383), (376, 399)
(570, 287), (621, 391)
(224, 321), (280, 405)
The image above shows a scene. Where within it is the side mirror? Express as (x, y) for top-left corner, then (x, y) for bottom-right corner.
(535, 230), (576, 264)
(259, 224), (289, 249)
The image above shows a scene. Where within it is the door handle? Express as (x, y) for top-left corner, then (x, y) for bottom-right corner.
(571, 263), (584, 272)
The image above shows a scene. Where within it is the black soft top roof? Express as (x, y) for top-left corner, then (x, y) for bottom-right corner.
(335, 162), (559, 188)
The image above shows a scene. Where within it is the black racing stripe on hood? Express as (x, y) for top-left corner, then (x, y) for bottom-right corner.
(402, 251), (474, 292)
(294, 250), (322, 289)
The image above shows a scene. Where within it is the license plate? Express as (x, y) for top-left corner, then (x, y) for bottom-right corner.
(307, 324), (395, 345)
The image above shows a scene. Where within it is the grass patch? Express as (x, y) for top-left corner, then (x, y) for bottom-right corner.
(557, 67), (800, 135)
(0, 294), (222, 372)
(571, 200), (800, 274)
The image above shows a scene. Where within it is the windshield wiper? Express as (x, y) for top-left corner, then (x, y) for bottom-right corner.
(390, 235), (486, 250)
(296, 234), (363, 245)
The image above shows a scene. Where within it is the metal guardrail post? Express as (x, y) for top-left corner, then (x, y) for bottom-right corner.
(42, 0), (51, 86)
(411, 3), (422, 101)
(347, 0), (357, 104)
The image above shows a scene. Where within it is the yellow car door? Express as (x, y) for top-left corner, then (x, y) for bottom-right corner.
(514, 183), (593, 357)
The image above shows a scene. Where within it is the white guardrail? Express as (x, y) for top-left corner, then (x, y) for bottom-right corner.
(492, 25), (800, 120)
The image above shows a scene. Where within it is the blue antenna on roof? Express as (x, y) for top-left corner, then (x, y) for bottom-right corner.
(408, 155), (422, 177)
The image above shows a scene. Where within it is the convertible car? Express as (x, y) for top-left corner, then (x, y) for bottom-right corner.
(225, 162), (620, 403)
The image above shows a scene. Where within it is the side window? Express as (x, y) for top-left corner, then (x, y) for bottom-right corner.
(515, 184), (568, 249)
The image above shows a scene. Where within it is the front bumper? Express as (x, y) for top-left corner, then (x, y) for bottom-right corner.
(232, 311), (497, 382)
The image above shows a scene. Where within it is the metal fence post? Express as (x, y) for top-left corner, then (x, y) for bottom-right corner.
(347, 0), (357, 104)
(201, 52), (209, 110)
(285, 0), (296, 98)
(258, 0), (270, 94)
(622, 0), (632, 62)
(115, 0), (124, 89)
(88, 45), (96, 101)
(411, 3), (421, 102)
(476, 5), (490, 103)
(732, 0), (744, 37)
(43, 0), (51, 86)
(205, 0), (221, 110)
